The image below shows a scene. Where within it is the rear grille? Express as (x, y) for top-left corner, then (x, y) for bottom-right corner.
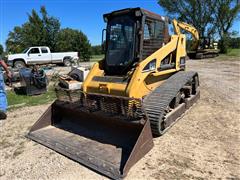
(55, 87), (82, 103)
(55, 87), (145, 121)
(85, 94), (144, 121)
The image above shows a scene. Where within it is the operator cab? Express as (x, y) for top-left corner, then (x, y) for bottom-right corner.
(200, 37), (217, 49)
(103, 8), (169, 75)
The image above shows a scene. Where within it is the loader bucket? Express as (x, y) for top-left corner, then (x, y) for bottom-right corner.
(27, 95), (153, 179)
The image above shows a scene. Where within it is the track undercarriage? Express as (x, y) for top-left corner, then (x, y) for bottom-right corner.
(144, 71), (200, 136)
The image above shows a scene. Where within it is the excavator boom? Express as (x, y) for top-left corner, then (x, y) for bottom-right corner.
(173, 19), (219, 59)
(172, 19), (199, 50)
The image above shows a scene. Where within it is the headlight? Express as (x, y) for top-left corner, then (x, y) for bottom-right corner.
(142, 59), (156, 72)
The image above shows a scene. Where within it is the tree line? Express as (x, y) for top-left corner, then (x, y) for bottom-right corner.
(5, 6), (91, 61)
(0, 45), (3, 55)
(1, 2), (239, 58)
(158, 0), (240, 53)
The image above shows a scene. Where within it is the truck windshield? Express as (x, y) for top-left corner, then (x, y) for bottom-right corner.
(106, 15), (135, 70)
(22, 48), (30, 53)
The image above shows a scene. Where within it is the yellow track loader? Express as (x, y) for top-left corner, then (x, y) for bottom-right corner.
(27, 8), (200, 179)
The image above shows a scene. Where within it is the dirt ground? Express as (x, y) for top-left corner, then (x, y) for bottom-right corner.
(1, 57), (240, 180)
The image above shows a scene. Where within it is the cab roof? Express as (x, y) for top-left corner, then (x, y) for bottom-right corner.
(103, 7), (167, 22)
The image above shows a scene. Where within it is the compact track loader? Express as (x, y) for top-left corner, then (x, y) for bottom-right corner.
(27, 8), (200, 179)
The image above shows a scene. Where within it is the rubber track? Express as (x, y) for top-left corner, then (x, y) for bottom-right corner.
(143, 71), (198, 136)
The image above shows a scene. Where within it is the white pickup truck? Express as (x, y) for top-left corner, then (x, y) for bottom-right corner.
(7, 46), (79, 68)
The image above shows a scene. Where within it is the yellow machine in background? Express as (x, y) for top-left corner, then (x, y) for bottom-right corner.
(173, 19), (219, 59)
(27, 8), (200, 179)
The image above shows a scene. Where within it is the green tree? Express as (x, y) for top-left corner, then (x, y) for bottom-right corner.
(158, 0), (215, 37)
(91, 45), (103, 55)
(6, 6), (60, 53)
(209, 0), (240, 53)
(56, 28), (92, 61)
(6, 26), (26, 53)
(40, 6), (60, 51)
(6, 6), (91, 59)
(158, 0), (240, 53)
(229, 37), (240, 48)
(0, 44), (3, 55)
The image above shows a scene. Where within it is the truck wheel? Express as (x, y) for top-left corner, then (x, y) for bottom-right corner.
(63, 59), (71, 67)
(14, 61), (26, 69)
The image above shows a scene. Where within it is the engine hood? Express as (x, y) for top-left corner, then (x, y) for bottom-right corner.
(8, 53), (26, 60)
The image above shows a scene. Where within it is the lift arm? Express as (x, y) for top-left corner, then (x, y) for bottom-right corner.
(172, 19), (199, 50)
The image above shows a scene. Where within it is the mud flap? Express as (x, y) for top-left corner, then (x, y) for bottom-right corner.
(26, 101), (153, 179)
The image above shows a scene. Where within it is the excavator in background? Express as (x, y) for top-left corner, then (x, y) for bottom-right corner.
(173, 19), (219, 59)
(27, 8), (200, 179)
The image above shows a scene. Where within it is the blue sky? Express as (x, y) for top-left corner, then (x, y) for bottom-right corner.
(0, 0), (239, 49)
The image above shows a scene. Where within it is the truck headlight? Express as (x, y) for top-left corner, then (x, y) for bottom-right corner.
(142, 59), (156, 72)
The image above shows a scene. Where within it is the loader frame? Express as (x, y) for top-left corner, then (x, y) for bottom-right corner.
(83, 8), (187, 98)
(27, 7), (200, 180)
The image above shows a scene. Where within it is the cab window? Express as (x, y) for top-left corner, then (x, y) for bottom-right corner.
(142, 19), (165, 59)
(29, 48), (40, 54)
(41, 48), (48, 53)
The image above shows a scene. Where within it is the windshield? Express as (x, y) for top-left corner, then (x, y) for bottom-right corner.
(22, 48), (30, 53)
(106, 15), (135, 69)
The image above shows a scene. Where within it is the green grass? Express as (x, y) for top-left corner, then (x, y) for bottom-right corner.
(227, 49), (240, 57)
(217, 48), (240, 61)
(7, 87), (56, 110)
(90, 54), (104, 62)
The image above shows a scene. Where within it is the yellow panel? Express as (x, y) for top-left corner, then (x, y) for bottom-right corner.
(145, 72), (173, 91)
(86, 81), (127, 96)
(83, 34), (185, 99)
(127, 35), (183, 98)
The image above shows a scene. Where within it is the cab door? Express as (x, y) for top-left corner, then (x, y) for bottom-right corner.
(27, 47), (42, 64)
(40, 47), (51, 63)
